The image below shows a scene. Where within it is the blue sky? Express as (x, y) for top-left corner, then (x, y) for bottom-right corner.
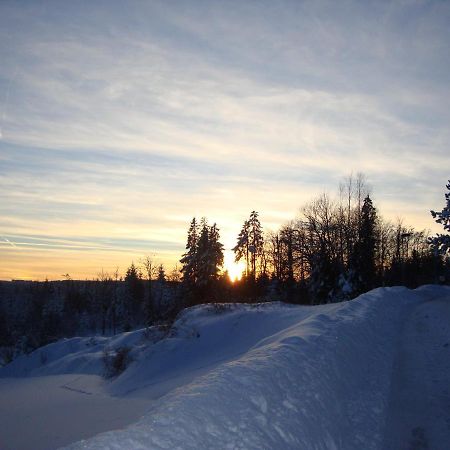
(0, 0), (449, 279)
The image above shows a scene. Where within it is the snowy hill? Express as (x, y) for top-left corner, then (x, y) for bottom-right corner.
(1, 286), (449, 449)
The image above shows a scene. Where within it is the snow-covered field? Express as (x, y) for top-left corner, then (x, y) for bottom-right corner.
(1, 286), (449, 450)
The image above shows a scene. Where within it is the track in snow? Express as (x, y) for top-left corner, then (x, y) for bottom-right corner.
(383, 295), (450, 450)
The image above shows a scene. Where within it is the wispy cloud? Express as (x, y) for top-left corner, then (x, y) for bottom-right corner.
(2, 236), (16, 248)
(0, 0), (448, 279)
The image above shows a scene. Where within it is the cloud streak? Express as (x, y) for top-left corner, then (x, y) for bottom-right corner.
(0, 0), (448, 279)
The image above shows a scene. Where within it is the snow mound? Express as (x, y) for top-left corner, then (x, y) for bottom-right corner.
(0, 328), (152, 378)
(3, 286), (448, 450)
(62, 286), (445, 450)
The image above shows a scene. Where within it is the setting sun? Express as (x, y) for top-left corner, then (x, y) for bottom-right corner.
(224, 250), (245, 282)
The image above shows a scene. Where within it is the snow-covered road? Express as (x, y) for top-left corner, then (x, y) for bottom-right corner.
(383, 295), (450, 450)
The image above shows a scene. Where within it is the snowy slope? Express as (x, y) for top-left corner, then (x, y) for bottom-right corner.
(1, 286), (449, 450)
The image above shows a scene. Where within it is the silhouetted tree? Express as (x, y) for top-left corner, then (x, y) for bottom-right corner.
(234, 211), (263, 282)
(196, 219), (225, 298)
(207, 223), (225, 282)
(234, 219), (250, 276)
(350, 195), (377, 294)
(196, 218), (211, 289)
(124, 262), (144, 328)
(157, 264), (166, 282)
(302, 194), (340, 303)
(180, 218), (199, 291)
(180, 217), (224, 303)
(141, 256), (157, 325)
(429, 179), (450, 255)
(248, 211), (264, 280)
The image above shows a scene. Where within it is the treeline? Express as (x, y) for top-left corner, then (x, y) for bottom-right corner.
(179, 174), (449, 304)
(1, 175), (448, 364)
(0, 265), (183, 363)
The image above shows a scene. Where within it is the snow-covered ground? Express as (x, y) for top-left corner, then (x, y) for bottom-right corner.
(383, 293), (450, 449)
(1, 286), (449, 450)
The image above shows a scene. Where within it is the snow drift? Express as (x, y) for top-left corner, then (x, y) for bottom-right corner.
(1, 286), (449, 450)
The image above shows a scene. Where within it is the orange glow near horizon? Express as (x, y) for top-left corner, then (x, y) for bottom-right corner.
(224, 250), (245, 282)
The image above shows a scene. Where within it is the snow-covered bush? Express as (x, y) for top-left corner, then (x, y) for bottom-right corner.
(102, 346), (132, 379)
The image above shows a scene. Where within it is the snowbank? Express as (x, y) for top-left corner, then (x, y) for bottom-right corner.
(0, 328), (152, 378)
(64, 286), (442, 450)
(2, 286), (447, 450)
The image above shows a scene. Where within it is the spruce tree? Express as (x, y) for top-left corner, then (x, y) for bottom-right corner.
(124, 262), (144, 328)
(125, 262), (143, 302)
(429, 180), (450, 255)
(234, 211), (264, 281)
(194, 219), (224, 291)
(208, 223), (224, 280)
(180, 217), (224, 302)
(196, 218), (211, 287)
(157, 264), (166, 282)
(248, 211), (264, 280)
(180, 218), (199, 287)
(357, 195), (377, 292)
(346, 195), (377, 295)
(233, 220), (250, 276)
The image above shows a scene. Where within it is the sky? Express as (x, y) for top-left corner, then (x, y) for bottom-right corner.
(0, 0), (449, 280)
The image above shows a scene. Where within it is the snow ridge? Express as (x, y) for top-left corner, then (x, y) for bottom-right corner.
(65, 287), (434, 450)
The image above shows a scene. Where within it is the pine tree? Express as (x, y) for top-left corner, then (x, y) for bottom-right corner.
(279, 224), (295, 283)
(355, 195), (377, 292)
(248, 211), (264, 281)
(180, 217), (224, 302)
(193, 219), (224, 290)
(124, 262), (144, 328)
(429, 180), (450, 255)
(234, 211), (264, 281)
(344, 195), (378, 296)
(233, 220), (250, 276)
(154, 264), (166, 321)
(208, 223), (224, 280)
(125, 262), (143, 301)
(196, 218), (211, 287)
(157, 264), (166, 282)
(180, 218), (199, 287)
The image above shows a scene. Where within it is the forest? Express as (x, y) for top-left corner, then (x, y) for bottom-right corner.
(1, 175), (449, 365)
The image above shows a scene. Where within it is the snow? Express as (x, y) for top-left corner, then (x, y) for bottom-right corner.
(383, 293), (450, 449)
(0, 375), (149, 450)
(1, 286), (450, 449)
